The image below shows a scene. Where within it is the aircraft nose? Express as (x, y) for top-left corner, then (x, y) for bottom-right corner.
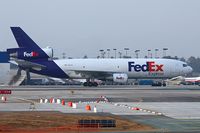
(188, 66), (193, 73)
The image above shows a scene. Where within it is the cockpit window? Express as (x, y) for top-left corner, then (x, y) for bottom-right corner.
(183, 64), (188, 67)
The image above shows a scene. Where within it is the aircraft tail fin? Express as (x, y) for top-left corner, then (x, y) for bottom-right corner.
(10, 27), (40, 49)
(8, 27), (49, 60)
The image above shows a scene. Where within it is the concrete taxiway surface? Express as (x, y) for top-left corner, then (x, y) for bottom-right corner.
(1, 85), (200, 132)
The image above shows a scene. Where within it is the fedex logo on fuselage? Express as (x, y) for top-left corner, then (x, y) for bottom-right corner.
(24, 51), (39, 57)
(128, 61), (164, 72)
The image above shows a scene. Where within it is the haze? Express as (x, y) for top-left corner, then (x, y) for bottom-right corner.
(0, 0), (200, 59)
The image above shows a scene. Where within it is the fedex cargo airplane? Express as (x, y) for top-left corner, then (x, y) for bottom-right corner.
(6, 27), (192, 86)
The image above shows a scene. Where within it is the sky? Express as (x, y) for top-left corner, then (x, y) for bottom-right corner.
(0, 0), (200, 59)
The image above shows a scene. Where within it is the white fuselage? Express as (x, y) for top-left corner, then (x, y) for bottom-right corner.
(54, 58), (192, 79)
(8, 27), (193, 83)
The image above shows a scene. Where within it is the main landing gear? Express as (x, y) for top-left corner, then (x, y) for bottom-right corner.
(83, 81), (98, 87)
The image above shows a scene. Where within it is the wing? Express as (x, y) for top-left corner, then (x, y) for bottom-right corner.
(66, 68), (114, 80)
(79, 70), (112, 78)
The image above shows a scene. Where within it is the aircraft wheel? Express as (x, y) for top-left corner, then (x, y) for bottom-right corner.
(83, 82), (88, 87)
(93, 82), (98, 87)
(162, 83), (166, 86)
(88, 82), (93, 87)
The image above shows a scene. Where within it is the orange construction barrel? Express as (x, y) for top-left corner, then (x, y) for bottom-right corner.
(85, 104), (91, 111)
(50, 98), (53, 103)
(61, 100), (65, 105)
(68, 102), (73, 107)
(132, 107), (140, 110)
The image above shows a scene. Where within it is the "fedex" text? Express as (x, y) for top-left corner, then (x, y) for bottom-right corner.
(24, 51), (39, 57)
(128, 61), (164, 72)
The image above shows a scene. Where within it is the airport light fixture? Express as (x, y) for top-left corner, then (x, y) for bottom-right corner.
(163, 48), (168, 58)
(62, 52), (66, 59)
(113, 48), (117, 58)
(118, 52), (122, 58)
(99, 49), (104, 58)
(124, 48), (129, 57)
(155, 49), (159, 58)
(102, 52), (106, 58)
(147, 49), (151, 58)
(135, 50), (140, 58)
(107, 49), (110, 58)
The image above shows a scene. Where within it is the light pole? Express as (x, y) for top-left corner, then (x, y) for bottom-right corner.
(62, 52), (66, 59)
(135, 50), (140, 58)
(124, 48), (129, 57)
(102, 52), (106, 58)
(155, 49), (159, 58)
(107, 49), (110, 58)
(99, 49), (104, 58)
(163, 48), (168, 58)
(118, 52), (122, 58)
(113, 48), (117, 58)
(147, 50), (151, 58)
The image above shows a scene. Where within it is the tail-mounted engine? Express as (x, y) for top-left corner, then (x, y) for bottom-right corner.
(7, 46), (53, 60)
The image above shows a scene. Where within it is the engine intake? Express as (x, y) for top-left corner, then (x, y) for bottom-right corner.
(42, 46), (53, 58)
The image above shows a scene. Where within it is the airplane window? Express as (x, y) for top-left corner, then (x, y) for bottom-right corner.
(183, 64), (187, 67)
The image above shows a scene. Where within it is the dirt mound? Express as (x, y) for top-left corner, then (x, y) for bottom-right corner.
(0, 112), (155, 133)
